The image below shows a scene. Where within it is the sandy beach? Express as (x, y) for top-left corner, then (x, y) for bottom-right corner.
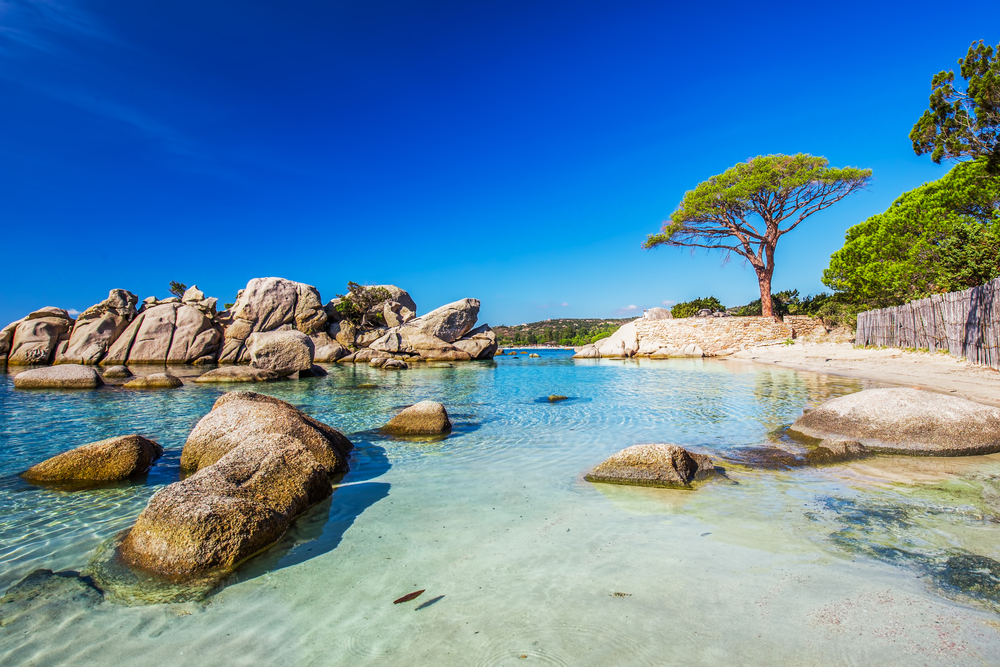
(734, 342), (1000, 407)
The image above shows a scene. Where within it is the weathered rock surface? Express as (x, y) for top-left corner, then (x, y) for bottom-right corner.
(0, 569), (103, 627)
(585, 444), (715, 488)
(0, 318), (25, 359)
(123, 373), (183, 389)
(119, 433), (331, 579)
(381, 401), (452, 436)
(643, 307), (673, 320)
(181, 392), (352, 474)
(57, 289), (138, 365)
(103, 303), (222, 365)
(452, 324), (499, 360)
(219, 278), (326, 362)
(804, 439), (869, 465)
(788, 388), (1000, 456)
(400, 298), (479, 343)
(101, 365), (132, 379)
(14, 364), (104, 389)
(247, 330), (314, 376)
(193, 367), (282, 383)
(21, 435), (162, 484)
(382, 359), (408, 370)
(7, 308), (75, 365)
(310, 332), (349, 362)
(369, 329), (472, 361)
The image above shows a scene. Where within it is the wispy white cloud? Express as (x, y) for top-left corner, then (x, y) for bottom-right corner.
(66, 308), (80, 316)
(560, 302), (569, 307)
(661, 300), (676, 306)
(614, 304), (639, 316)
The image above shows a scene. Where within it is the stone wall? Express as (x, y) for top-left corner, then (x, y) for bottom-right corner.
(633, 316), (827, 356)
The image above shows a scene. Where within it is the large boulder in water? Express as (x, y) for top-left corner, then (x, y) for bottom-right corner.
(14, 364), (104, 389)
(368, 329), (472, 361)
(788, 388), (1000, 456)
(247, 330), (314, 376)
(56, 289), (138, 365)
(218, 278), (327, 363)
(381, 401), (452, 436)
(452, 324), (499, 360)
(123, 373), (183, 389)
(119, 433), (331, 579)
(400, 298), (479, 343)
(585, 444), (715, 488)
(181, 392), (352, 474)
(21, 435), (162, 485)
(6, 308), (75, 365)
(102, 302), (222, 365)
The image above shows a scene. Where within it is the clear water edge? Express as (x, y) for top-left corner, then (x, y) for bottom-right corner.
(1, 352), (999, 664)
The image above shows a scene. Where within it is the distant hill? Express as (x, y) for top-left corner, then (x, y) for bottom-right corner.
(494, 317), (634, 347)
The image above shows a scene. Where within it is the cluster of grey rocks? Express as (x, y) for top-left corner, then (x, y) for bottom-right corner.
(1, 278), (498, 387)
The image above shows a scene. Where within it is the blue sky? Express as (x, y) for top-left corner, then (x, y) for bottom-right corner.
(1, 1), (997, 327)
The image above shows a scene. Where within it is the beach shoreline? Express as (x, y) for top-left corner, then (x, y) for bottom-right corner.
(733, 342), (1000, 407)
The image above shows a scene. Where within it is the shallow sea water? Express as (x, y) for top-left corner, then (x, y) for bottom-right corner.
(3, 351), (1000, 665)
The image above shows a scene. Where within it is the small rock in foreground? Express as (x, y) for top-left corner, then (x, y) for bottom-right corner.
(123, 373), (183, 389)
(101, 365), (132, 379)
(789, 388), (1000, 456)
(381, 401), (452, 436)
(548, 395), (569, 402)
(193, 367), (282, 383)
(21, 435), (162, 485)
(585, 444), (715, 489)
(14, 365), (104, 389)
(247, 330), (314, 377)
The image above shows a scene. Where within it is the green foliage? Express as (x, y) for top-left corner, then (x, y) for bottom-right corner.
(730, 290), (801, 317)
(644, 154), (872, 317)
(494, 318), (631, 347)
(223, 302), (234, 310)
(168, 281), (187, 298)
(823, 159), (1000, 307)
(670, 296), (725, 319)
(910, 40), (1000, 173)
(335, 282), (394, 328)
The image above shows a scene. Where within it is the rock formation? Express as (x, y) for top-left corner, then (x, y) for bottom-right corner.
(181, 392), (352, 474)
(381, 401), (452, 436)
(585, 444), (716, 488)
(102, 298), (222, 365)
(13, 365), (104, 389)
(116, 392), (351, 580)
(788, 388), (1000, 456)
(247, 330), (314, 376)
(6, 308), (75, 365)
(21, 435), (162, 485)
(218, 277), (326, 362)
(56, 289), (138, 365)
(193, 367), (282, 383)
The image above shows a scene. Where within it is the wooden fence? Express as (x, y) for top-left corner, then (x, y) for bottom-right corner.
(855, 277), (1000, 370)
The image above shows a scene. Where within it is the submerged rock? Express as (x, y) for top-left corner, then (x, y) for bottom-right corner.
(123, 373), (183, 389)
(381, 401), (452, 436)
(181, 392), (352, 474)
(101, 365), (132, 379)
(0, 569), (103, 627)
(21, 435), (162, 485)
(193, 367), (282, 383)
(788, 388), (1000, 456)
(247, 329), (314, 376)
(14, 364), (104, 389)
(585, 444), (715, 489)
(119, 434), (331, 580)
(804, 439), (869, 465)
(939, 555), (1000, 604)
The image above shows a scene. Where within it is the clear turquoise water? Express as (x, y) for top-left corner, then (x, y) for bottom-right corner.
(2, 351), (1000, 665)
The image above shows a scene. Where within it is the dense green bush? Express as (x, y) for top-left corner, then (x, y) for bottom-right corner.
(335, 282), (393, 327)
(670, 296), (725, 319)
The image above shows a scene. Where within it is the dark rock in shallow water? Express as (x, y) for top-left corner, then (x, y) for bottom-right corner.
(0, 569), (103, 627)
(21, 435), (162, 486)
(585, 444), (716, 489)
(193, 366), (282, 383)
(381, 401), (452, 437)
(548, 395), (569, 402)
(939, 555), (1000, 604)
(789, 388), (1000, 456)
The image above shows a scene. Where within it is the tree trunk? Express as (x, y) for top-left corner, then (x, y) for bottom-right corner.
(757, 268), (775, 319)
